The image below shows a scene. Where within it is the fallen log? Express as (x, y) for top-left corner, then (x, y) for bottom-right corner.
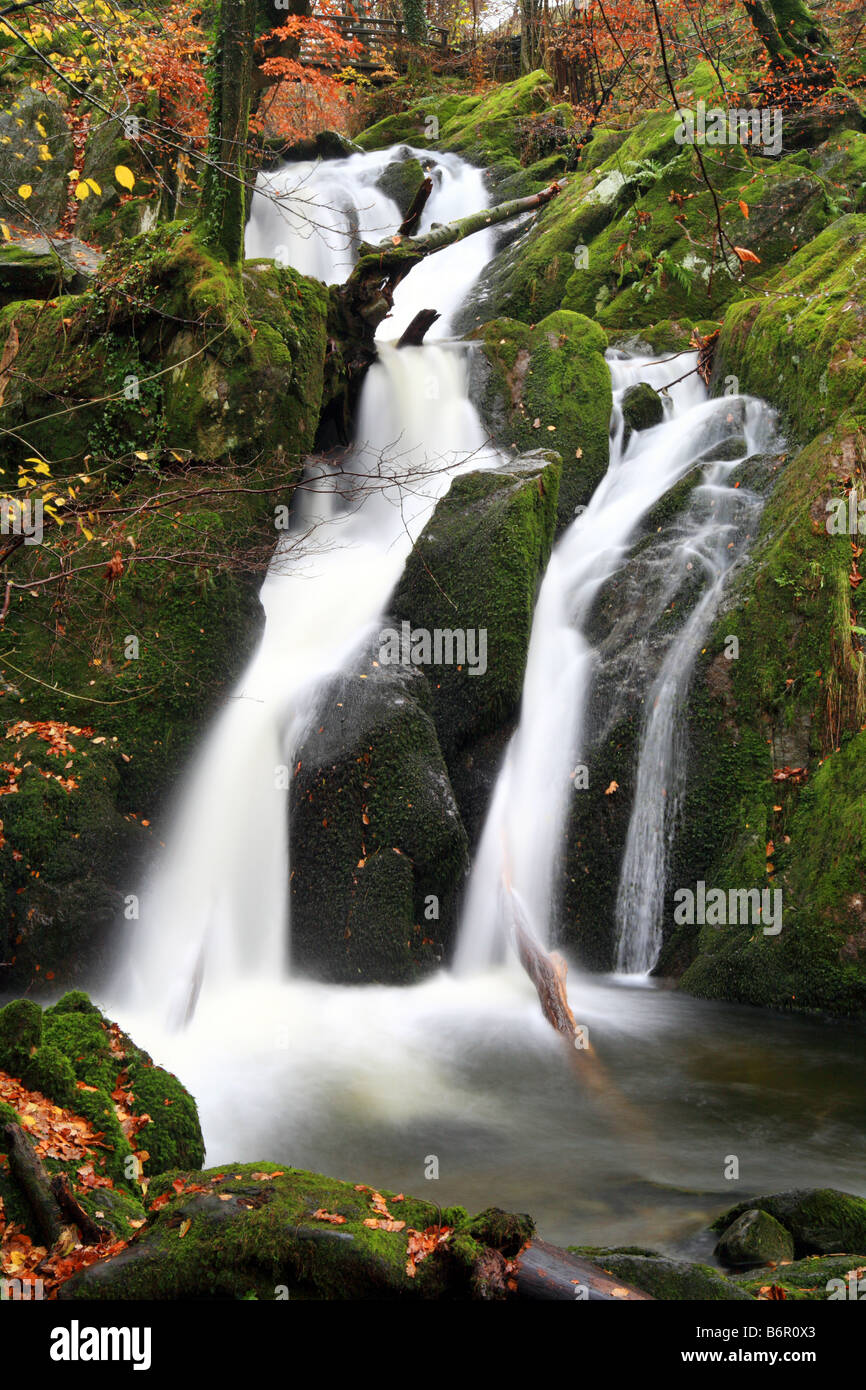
(515, 1238), (653, 1300)
(396, 309), (440, 348)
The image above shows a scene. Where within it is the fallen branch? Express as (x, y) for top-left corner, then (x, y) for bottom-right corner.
(51, 1171), (110, 1246)
(3, 1120), (64, 1247)
(398, 176), (433, 237)
(396, 309), (440, 348)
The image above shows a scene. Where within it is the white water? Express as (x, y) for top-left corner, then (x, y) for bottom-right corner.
(245, 146), (494, 338)
(614, 397), (773, 973)
(455, 356), (774, 976)
(116, 148), (501, 1023)
(97, 148), (866, 1250)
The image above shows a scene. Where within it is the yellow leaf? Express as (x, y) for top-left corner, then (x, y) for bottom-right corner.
(134, 451), (149, 461)
(81, 526), (93, 541)
(74, 182), (90, 201)
(32, 461), (51, 476)
(35, 120), (47, 137)
(17, 184), (32, 200)
(0, 221), (10, 241)
(178, 1218), (191, 1238)
(38, 145), (52, 162)
(114, 164), (136, 191)
(84, 177), (101, 196)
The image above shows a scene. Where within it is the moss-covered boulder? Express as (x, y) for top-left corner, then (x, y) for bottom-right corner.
(375, 153), (427, 218)
(289, 652), (469, 983)
(390, 452), (561, 838)
(621, 381), (664, 441)
(715, 1208), (795, 1267)
(0, 89), (73, 232)
(712, 1188), (866, 1258)
(0, 992), (204, 1185)
(470, 313), (610, 526)
(567, 1246), (752, 1300)
(59, 1163), (536, 1300)
(74, 94), (168, 247)
(0, 244), (76, 304)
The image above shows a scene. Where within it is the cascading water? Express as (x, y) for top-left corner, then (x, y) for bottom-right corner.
(455, 353), (776, 975)
(117, 148), (501, 1022)
(101, 146), (865, 1249)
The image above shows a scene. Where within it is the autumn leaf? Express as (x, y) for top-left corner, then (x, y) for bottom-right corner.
(733, 245), (761, 265)
(363, 1218), (406, 1231)
(312, 1209), (347, 1224)
(17, 184), (31, 200)
(178, 1218), (191, 1238)
(738, 200), (749, 218)
(115, 164), (136, 191)
(604, 780), (619, 795)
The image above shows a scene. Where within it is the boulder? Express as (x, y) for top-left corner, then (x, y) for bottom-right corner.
(733, 1252), (866, 1300)
(712, 1188), (866, 1258)
(289, 651), (469, 983)
(390, 451), (561, 841)
(620, 380), (664, 443)
(470, 313), (610, 526)
(568, 1246), (752, 1300)
(375, 152), (427, 218)
(715, 1208), (795, 1267)
(0, 90), (73, 232)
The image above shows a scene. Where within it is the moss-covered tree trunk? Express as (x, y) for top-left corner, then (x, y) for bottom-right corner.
(200, 0), (256, 265)
(402, 0), (427, 45)
(743, 0), (835, 78)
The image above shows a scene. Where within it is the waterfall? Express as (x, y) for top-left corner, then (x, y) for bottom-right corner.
(118, 148), (501, 1022)
(455, 353), (775, 976)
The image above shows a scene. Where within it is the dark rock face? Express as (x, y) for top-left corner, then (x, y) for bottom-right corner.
(289, 650), (469, 984)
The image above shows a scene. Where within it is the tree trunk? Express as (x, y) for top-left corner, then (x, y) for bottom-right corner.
(742, 0), (835, 79)
(515, 1239), (653, 1299)
(520, 0), (543, 73)
(402, 0), (427, 45)
(200, 0), (257, 264)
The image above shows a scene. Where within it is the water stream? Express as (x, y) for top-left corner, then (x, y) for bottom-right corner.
(105, 145), (866, 1251)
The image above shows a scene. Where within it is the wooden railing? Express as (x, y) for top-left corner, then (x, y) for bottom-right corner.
(301, 14), (451, 72)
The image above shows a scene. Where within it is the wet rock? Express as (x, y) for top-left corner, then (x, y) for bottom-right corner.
(290, 651), (469, 983)
(712, 1188), (866, 1258)
(375, 152), (427, 218)
(568, 1246), (752, 1300)
(715, 1208), (795, 1266)
(621, 381), (664, 443)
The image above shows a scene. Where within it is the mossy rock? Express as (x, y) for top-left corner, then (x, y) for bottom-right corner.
(621, 381), (664, 441)
(0, 993), (204, 1183)
(290, 652), (469, 983)
(74, 94), (163, 247)
(715, 1208), (795, 1267)
(715, 214), (866, 445)
(59, 1162), (535, 1300)
(0, 245), (74, 304)
(375, 154), (427, 218)
(668, 411), (866, 1016)
(733, 1252), (866, 1300)
(712, 1188), (866, 1257)
(470, 313), (610, 526)
(390, 453), (561, 829)
(567, 1246), (752, 1300)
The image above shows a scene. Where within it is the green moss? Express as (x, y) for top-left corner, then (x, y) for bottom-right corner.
(0, 998), (42, 1066)
(716, 214), (866, 444)
(668, 414), (866, 1016)
(567, 1246), (753, 1300)
(391, 454), (561, 762)
(473, 312), (610, 524)
(61, 1162), (531, 1300)
(125, 1058), (205, 1174)
(712, 1188), (866, 1256)
(734, 1253), (866, 1300)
